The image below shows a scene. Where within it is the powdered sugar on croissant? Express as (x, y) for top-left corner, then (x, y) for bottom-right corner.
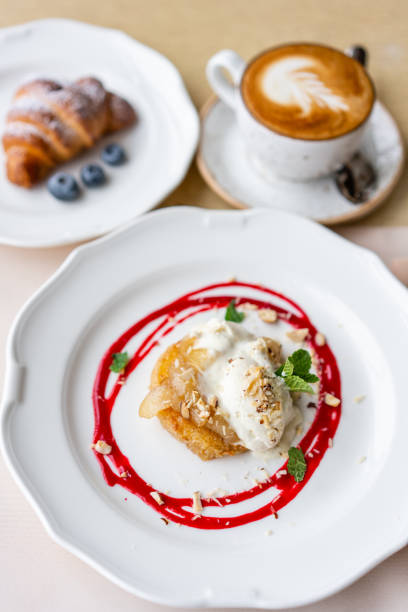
(2, 77), (136, 187)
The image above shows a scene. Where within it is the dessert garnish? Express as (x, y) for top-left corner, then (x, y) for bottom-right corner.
(324, 393), (341, 407)
(225, 299), (245, 322)
(258, 308), (278, 323)
(275, 349), (319, 394)
(92, 440), (112, 455)
(287, 447), (307, 482)
(109, 351), (129, 373)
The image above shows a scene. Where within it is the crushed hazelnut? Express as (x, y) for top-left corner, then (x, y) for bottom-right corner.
(325, 393), (341, 407)
(258, 308), (278, 323)
(315, 332), (326, 346)
(209, 395), (218, 409)
(160, 517), (169, 525)
(150, 491), (164, 505)
(240, 302), (258, 311)
(354, 394), (366, 403)
(286, 328), (309, 342)
(258, 467), (269, 482)
(180, 402), (190, 419)
(92, 440), (112, 455)
(192, 491), (203, 514)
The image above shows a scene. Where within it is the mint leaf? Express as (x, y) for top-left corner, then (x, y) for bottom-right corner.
(289, 349), (312, 376)
(287, 447), (307, 482)
(284, 375), (314, 394)
(225, 300), (245, 323)
(275, 364), (284, 376)
(282, 359), (294, 377)
(302, 372), (320, 383)
(110, 352), (129, 373)
(275, 348), (319, 393)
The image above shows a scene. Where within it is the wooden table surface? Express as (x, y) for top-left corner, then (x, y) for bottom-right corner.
(0, 1), (407, 611)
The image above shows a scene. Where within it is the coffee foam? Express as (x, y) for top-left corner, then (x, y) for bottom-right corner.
(242, 44), (375, 140)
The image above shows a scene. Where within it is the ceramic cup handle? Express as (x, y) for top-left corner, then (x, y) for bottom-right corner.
(346, 44), (368, 67)
(206, 49), (246, 109)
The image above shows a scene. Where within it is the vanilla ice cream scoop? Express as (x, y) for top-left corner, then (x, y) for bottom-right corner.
(191, 319), (294, 453)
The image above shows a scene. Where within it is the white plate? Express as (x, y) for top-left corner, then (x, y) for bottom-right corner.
(0, 19), (199, 247)
(2, 206), (408, 608)
(197, 97), (405, 225)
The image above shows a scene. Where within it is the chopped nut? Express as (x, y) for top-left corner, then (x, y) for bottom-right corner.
(209, 395), (218, 409)
(160, 517), (169, 525)
(265, 529), (273, 536)
(358, 456), (367, 464)
(315, 332), (326, 346)
(93, 440), (112, 455)
(206, 488), (227, 498)
(150, 491), (164, 505)
(286, 328), (309, 342)
(354, 394), (366, 403)
(227, 276), (236, 282)
(258, 308), (278, 323)
(192, 491), (202, 514)
(258, 467), (269, 482)
(325, 393), (341, 407)
(240, 302), (258, 311)
(180, 402), (190, 419)
(119, 471), (129, 478)
(328, 438), (333, 448)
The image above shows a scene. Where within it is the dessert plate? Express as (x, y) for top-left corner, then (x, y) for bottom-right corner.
(0, 19), (199, 247)
(2, 206), (408, 608)
(197, 97), (404, 225)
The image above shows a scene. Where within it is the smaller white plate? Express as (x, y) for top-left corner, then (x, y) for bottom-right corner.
(197, 97), (404, 225)
(0, 19), (199, 247)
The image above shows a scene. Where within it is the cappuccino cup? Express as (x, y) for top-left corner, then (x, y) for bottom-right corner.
(206, 43), (375, 180)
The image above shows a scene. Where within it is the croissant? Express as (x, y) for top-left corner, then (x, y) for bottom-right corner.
(2, 77), (136, 188)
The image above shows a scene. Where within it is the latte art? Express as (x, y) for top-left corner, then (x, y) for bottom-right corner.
(242, 44), (374, 140)
(261, 56), (349, 115)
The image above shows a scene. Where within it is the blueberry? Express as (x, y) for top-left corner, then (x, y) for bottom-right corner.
(81, 163), (106, 187)
(101, 143), (126, 166)
(47, 172), (80, 202)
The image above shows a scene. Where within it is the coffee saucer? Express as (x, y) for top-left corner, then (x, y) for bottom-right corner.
(197, 96), (404, 225)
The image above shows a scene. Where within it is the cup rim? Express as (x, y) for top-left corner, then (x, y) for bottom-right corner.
(239, 41), (377, 142)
